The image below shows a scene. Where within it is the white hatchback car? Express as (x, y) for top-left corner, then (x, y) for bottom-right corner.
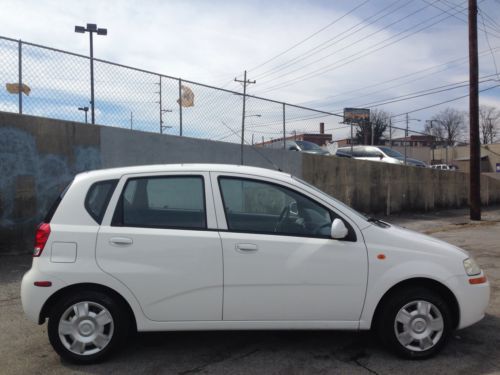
(21, 164), (489, 363)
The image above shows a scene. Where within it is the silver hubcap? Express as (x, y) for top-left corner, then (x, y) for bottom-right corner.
(58, 301), (114, 356)
(394, 300), (444, 352)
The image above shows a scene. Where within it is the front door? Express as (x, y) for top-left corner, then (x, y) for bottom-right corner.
(214, 174), (368, 322)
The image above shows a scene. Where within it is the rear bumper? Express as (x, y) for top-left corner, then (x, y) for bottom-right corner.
(21, 267), (67, 324)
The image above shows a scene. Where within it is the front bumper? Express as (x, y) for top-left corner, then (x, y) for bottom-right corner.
(448, 273), (490, 329)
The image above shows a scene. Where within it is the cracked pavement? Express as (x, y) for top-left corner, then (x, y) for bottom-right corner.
(1, 207), (499, 374)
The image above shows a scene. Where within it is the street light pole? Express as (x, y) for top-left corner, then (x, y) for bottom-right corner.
(78, 106), (89, 124)
(75, 23), (107, 125)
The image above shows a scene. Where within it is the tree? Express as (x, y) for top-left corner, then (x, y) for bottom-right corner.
(354, 109), (391, 145)
(425, 108), (466, 145)
(479, 105), (500, 144)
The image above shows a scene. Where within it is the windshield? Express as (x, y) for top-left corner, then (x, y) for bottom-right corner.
(292, 176), (369, 222)
(296, 141), (323, 151)
(378, 146), (404, 158)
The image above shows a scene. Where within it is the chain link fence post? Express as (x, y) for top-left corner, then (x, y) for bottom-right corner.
(18, 39), (22, 114)
(282, 103), (286, 149)
(178, 78), (183, 136)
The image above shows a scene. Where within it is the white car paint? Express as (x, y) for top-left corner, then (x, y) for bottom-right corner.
(21, 163), (489, 337)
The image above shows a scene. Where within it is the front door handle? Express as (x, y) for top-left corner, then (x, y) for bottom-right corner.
(109, 237), (133, 246)
(236, 243), (258, 253)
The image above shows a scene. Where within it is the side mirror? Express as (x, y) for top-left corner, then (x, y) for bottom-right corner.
(379, 154), (384, 160)
(289, 146), (300, 151)
(331, 218), (348, 239)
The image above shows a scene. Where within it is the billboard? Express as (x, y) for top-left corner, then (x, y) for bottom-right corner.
(343, 108), (370, 124)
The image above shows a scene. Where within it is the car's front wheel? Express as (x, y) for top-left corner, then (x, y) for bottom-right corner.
(376, 287), (452, 359)
(48, 291), (129, 364)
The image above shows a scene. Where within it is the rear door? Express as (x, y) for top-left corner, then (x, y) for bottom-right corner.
(96, 172), (223, 322)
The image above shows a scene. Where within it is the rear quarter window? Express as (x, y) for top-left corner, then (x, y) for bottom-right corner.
(85, 180), (118, 224)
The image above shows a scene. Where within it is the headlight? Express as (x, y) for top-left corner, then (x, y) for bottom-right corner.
(463, 257), (481, 276)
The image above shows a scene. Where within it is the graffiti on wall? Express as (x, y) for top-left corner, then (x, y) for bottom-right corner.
(0, 127), (101, 227)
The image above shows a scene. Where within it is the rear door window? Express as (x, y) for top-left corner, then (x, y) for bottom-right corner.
(112, 176), (206, 230)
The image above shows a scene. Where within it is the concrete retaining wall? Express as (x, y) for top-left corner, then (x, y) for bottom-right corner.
(302, 154), (500, 215)
(1, 111), (500, 253)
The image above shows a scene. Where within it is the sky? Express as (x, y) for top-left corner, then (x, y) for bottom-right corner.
(0, 0), (499, 142)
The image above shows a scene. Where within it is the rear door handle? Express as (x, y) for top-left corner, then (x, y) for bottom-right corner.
(236, 243), (258, 253)
(109, 237), (133, 246)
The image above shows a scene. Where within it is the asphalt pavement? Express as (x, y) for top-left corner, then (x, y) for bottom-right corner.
(1, 207), (499, 374)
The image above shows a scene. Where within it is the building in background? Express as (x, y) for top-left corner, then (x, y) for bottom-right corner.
(256, 123), (332, 147)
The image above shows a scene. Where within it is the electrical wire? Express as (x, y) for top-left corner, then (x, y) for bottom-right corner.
(327, 74), (497, 112)
(255, 0), (440, 88)
(390, 83), (500, 118)
(252, 0), (409, 80)
(255, 0), (470, 94)
(479, 8), (500, 79)
(248, 0), (371, 73)
(300, 47), (499, 106)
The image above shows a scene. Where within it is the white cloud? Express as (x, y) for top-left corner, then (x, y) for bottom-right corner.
(0, 0), (499, 141)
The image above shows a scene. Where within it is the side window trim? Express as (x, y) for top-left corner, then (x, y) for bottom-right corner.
(110, 174), (208, 230)
(216, 175), (356, 241)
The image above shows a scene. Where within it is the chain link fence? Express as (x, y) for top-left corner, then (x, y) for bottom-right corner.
(0, 35), (345, 146)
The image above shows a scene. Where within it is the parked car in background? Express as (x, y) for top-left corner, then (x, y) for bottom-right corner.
(21, 164), (489, 363)
(431, 164), (458, 171)
(267, 140), (331, 156)
(338, 146), (403, 165)
(335, 149), (353, 158)
(338, 146), (427, 167)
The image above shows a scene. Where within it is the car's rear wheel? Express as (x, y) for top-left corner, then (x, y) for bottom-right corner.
(376, 287), (452, 359)
(48, 291), (129, 364)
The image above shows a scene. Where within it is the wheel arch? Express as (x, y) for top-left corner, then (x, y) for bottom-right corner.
(371, 277), (460, 330)
(39, 283), (137, 332)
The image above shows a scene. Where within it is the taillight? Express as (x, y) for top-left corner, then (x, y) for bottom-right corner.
(34, 223), (51, 257)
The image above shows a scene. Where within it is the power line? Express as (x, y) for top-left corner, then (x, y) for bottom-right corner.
(255, 0), (471, 94)
(248, 0), (371, 73)
(423, 0), (500, 37)
(300, 46), (499, 106)
(390, 83), (500, 118)
(479, 8), (500, 79)
(255, 0), (439, 87)
(252, 0), (409, 80)
(328, 74), (497, 112)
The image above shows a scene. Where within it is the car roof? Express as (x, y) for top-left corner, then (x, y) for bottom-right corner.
(74, 163), (293, 183)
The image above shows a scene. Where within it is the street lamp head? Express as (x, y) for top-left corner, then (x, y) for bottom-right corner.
(86, 23), (97, 31)
(78, 106), (89, 111)
(74, 26), (86, 33)
(97, 28), (107, 35)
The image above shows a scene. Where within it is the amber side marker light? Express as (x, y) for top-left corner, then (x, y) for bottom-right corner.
(377, 254), (386, 260)
(469, 276), (487, 285)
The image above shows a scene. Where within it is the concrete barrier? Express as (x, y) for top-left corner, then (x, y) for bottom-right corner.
(1, 111), (499, 253)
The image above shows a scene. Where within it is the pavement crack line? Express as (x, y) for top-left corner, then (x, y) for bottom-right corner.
(352, 358), (380, 375)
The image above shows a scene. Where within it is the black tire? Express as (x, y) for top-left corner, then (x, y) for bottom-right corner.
(375, 287), (452, 359)
(48, 290), (130, 364)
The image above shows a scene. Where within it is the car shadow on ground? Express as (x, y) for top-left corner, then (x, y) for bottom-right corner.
(60, 314), (500, 375)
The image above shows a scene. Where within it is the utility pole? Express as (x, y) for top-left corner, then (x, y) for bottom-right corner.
(234, 70), (256, 165)
(469, 0), (481, 220)
(389, 119), (392, 147)
(350, 122), (354, 154)
(371, 121), (374, 145)
(130, 111), (133, 130)
(405, 113), (409, 165)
